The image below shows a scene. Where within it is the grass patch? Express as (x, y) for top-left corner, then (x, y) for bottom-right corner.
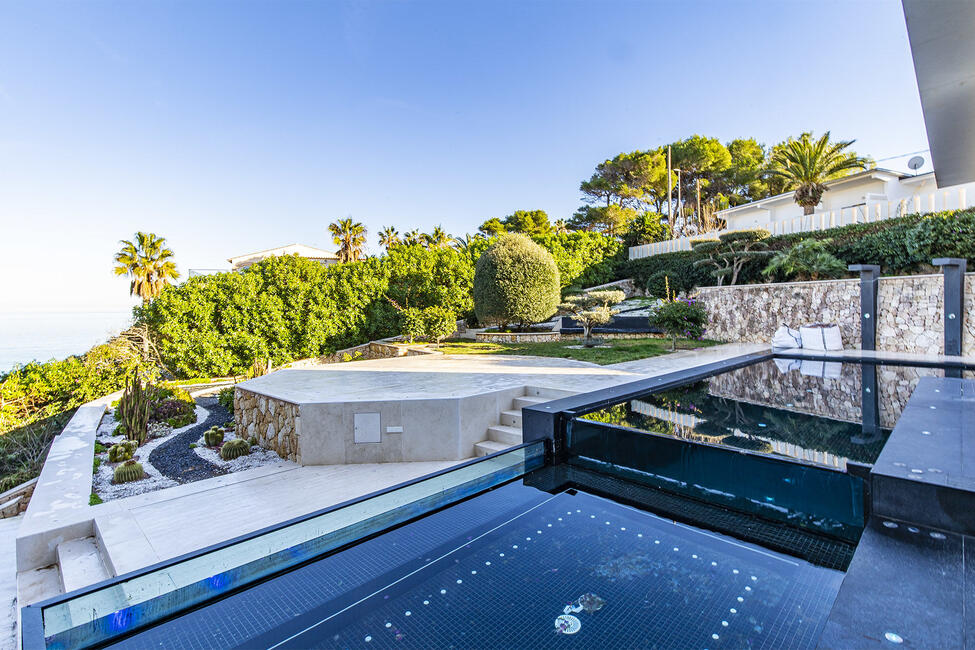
(435, 337), (716, 365)
(92, 456), (101, 474)
(89, 492), (103, 506)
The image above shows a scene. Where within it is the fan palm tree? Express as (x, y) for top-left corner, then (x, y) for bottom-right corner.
(425, 226), (451, 249)
(113, 232), (179, 304)
(378, 225), (400, 252)
(328, 218), (367, 262)
(770, 132), (868, 215)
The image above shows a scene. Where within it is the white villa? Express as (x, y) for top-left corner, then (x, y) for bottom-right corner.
(227, 243), (340, 271)
(630, 169), (975, 259)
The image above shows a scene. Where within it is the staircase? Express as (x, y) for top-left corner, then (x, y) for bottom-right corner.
(473, 387), (574, 457)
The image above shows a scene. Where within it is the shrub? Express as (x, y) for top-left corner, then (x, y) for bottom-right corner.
(649, 299), (708, 351)
(89, 492), (103, 506)
(646, 270), (680, 298)
(422, 306), (456, 343)
(217, 387), (235, 411)
(151, 399), (196, 428)
(762, 239), (848, 281)
(474, 233), (561, 328)
(113, 460), (144, 484)
(220, 438), (251, 460)
(399, 307), (425, 343)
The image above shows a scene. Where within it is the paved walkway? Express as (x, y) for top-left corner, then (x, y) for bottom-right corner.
(1, 516), (21, 650)
(93, 459), (458, 575)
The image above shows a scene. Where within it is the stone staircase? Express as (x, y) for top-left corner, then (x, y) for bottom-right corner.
(473, 387), (574, 457)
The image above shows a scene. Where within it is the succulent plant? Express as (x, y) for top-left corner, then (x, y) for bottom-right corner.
(248, 436), (258, 447)
(220, 438), (251, 460)
(117, 372), (151, 445)
(204, 426), (224, 447)
(108, 443), (134, 463)
(113, 460), (145, 484)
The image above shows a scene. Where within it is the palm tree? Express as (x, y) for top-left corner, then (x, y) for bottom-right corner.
(402, 229), (426, 247)
(553, 219), (569, 235)
(113, 232), (179, 304)
(425, 226), (451, 249)
(770, 132), (868, 215)
(378, 226), (400, 252)
(328, 218), (367, 263)
(452, 233), (481, 251)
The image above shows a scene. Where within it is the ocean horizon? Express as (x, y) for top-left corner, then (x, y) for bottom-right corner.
(0, 310), (134, 373)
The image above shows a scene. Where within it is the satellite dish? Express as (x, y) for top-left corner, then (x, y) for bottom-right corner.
(908, 156), (925, 173)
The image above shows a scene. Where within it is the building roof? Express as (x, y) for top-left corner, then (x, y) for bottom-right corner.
(716, 168), (912, 216)
(227, 243), (339, 266)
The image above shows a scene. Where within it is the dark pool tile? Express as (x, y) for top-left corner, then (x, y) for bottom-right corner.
(818, 517), (963, 649)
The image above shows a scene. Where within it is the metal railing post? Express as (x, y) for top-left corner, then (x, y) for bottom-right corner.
(849, 265), (881, 350)
(933, 258), (967, 360)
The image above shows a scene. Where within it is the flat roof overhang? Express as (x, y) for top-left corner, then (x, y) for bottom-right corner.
(903, 0), (975, 188)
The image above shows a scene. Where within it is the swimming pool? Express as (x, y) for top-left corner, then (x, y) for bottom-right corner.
(24, 353), (971, 649)
(111, 468), (846, 649)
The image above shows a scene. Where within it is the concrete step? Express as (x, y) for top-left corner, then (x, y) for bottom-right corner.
(57, 537), (111, 594)
(499, 409), (522, 428)
(17, 566), (61, 608)
(512, 395), (550, 411)
(474, 440), (511, 457)
(524, 386), (577, 400)
(487, 424), (522, 445)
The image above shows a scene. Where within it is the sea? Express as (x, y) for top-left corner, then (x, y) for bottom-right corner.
(0, 311), (134, 373)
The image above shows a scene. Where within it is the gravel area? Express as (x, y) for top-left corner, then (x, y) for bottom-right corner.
(193, 434), (292, 473)
(148, 396), (231, 483)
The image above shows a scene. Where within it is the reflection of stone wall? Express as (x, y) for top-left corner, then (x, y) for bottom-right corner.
(698, 272), (975, 355)
(707, 361), (943, 429)
(234, 388), (301, 463)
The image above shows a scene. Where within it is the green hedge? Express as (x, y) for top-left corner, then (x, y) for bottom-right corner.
(140, 232), (622, 377)
(619, 209), (975, 289)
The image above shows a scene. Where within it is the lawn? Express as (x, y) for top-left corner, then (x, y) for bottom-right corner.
(434, 337), (717, 366)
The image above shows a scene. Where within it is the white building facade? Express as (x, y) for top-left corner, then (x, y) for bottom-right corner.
(629, 169), (975, 259)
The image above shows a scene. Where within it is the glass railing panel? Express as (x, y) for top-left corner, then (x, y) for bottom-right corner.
(39, 442), (545, 649)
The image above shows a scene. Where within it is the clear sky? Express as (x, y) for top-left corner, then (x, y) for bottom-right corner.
(0, 0), (929, 312)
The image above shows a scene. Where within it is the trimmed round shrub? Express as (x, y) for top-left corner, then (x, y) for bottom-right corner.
(645, 270), (686, 298)
(473, 233), (560, 328)
(422, 306), (456, 343)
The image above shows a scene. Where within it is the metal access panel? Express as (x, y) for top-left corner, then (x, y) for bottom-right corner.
(354, 413), (381, 443)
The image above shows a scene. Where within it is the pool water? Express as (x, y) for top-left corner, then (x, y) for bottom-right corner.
(579, 360), (949, 468)
(123, 469), (845, 649)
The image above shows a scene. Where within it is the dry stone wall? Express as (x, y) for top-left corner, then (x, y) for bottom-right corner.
(235, 388), (301, 463)
(698, 272), (975, 355)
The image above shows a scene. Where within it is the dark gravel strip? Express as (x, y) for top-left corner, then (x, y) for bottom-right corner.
(148, 397), (232, 484)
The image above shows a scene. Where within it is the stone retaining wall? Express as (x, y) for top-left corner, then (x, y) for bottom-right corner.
(475, 331), (561, 343)
(0, 477), (37, 518)
(234, 388), (301, 463)
(287, 338), (440, 368)
(697, 272), (975, 355)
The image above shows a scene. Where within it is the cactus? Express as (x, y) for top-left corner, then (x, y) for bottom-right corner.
(117, 372), (151, 445)
(220, 438), (251, 460)
(113, 460), (145, 484)
(204, 426), (224, 447)
(108, 443), (133, 463)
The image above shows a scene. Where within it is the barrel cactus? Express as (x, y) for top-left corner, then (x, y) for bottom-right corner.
(204, 426), (224, 447)
(107, 443), (134, 463)
(220, 438), (251, 460)
(113, 460), (145, 484)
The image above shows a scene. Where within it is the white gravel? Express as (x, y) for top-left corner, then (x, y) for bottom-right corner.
(92, 405), (207, 502)
(193, 431), (290, 472)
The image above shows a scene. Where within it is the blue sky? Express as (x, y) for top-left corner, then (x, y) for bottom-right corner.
(0, 0), (928, 311)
